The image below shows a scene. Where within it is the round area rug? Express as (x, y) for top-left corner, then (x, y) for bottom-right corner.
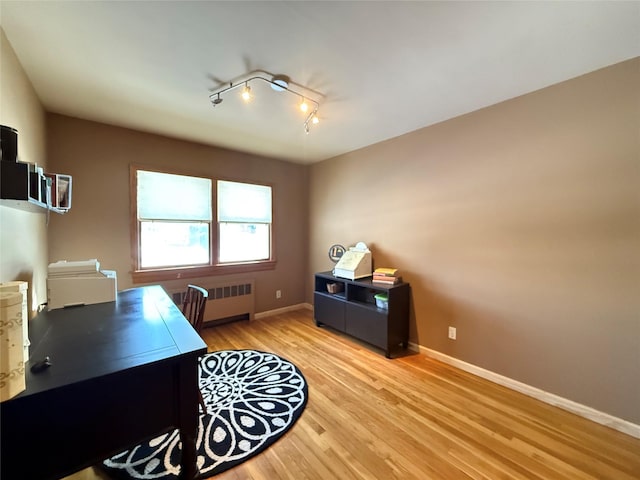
(101, 350), (308, 479)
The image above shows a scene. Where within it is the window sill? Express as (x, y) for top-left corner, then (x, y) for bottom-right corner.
(131, 260), (276, 284)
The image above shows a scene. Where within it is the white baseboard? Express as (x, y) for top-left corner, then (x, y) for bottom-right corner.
(410, 342), (640, 439)
(255, 303), (312, 319)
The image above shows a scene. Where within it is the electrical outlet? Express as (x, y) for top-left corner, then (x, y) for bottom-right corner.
(448, 326), (457, 340)
(276, 290), (282, 299)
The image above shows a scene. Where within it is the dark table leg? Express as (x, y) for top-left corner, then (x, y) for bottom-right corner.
(179, 429), (198, 480)
(177, 359), (201, 480)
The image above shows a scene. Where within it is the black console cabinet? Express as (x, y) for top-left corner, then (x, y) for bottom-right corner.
(313, 271), (410, 358)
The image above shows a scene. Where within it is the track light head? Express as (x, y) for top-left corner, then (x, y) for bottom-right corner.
(241, 83), (252, 102)
(304, 109), (319, 134)
(211, 94), (223, 106)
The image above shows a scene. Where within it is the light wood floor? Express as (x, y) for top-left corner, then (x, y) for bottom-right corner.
(67, 308), (640, 480)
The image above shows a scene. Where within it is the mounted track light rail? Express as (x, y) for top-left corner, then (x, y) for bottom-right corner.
(209, 73), (321, 134)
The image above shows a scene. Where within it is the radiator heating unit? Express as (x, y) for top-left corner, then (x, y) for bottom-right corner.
(171, 279), (255, 325)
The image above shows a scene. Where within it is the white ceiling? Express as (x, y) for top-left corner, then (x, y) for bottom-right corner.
(1, 1), (638, 164)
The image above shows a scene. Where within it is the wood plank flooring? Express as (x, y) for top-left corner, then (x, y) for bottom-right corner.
(66, 308), (640, 480)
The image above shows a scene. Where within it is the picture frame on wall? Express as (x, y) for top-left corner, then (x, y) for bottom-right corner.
(56, 174), (72, 210)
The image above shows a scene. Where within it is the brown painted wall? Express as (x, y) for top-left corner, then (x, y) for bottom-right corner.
(46, 115), (309, 312)
(309, 58), (640, 424)
(0, 29), (48, 315)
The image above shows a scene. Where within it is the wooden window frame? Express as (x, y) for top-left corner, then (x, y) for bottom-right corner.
(130, 164), (276, 284)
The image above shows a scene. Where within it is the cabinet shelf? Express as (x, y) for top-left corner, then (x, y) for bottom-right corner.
(1, 162), (68, 214)
(0, 198), (67, 214)
(316, 291), (346, 301)
(313, 271), (410, 358)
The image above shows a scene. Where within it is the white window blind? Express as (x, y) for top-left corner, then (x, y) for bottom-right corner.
(138, 170), (212, 221)
(217, 180), (272, 223)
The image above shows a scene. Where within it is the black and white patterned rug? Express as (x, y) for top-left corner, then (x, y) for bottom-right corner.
(101, 350), (308, 479)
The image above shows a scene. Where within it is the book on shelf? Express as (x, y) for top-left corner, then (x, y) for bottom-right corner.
(372, 267), (401, 284)
(372, 275), (402, 285)
(372, 280), (400, 285)
(374, 267), (399, 277)
(373, 273), (400, 280)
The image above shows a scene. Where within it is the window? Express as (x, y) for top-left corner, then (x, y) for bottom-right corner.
(131, 166), (274, 282)
(137, 170), (212, 268)
(217, 180), (272, 263)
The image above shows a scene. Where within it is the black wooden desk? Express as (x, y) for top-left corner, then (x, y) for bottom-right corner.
(0, 285), (207, 480)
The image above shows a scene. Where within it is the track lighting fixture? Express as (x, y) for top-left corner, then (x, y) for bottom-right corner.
(209, 73), (322, 133)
